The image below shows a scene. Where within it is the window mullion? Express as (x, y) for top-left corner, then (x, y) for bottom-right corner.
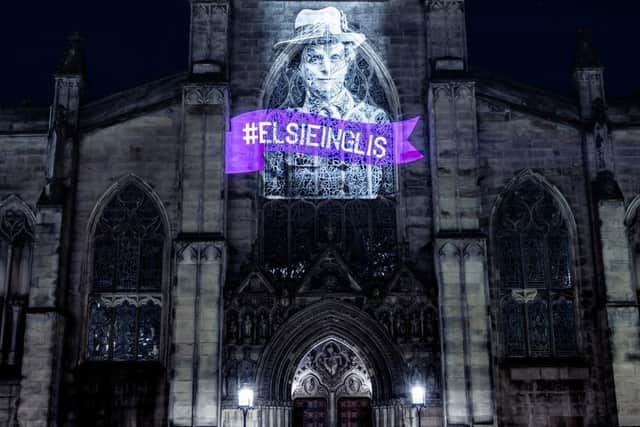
(542, 232), (557, 357)
(519, 232), (532, 358)
(0, 244), (15, 364)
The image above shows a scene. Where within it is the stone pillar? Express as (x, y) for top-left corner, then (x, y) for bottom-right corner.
(429, 80), (495, 426)
(171, 241), (225, 426)
(373, 405), (403, 427)
(573, 30), (604, 121)
(425, 0), (467, 73)
(574, 67), (605, 121)
(48, 33), (84, 190)
(180, 84), (228, 234)
(16, 33), (85, 427)
(574, 30), (613, 176)
(169, 83), (228, 426)
(16, 206), (65, 426)
(597, 197), (640, 426)
(257, 406), (291, 427)
(189, 0), (229, 75)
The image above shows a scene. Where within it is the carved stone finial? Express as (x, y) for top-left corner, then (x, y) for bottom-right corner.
(58, 32), (85, 75)
(575, 29), (601, 68)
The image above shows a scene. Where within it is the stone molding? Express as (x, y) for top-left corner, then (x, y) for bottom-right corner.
(183, 85), (227, 105)
(574, 68), (604, 82)
(431, 81), (475, 102)
(192, 1), (228, 21)
(54, 76), (81, 90)
(175, 240), (224, 264)
(426, 0), (465, 12)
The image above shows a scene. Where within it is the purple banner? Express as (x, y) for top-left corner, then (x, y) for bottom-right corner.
(225, 109), (422, 174)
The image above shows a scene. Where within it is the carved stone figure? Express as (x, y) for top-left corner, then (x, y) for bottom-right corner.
(227, 316), (238, 343)
(242, 313), (253, 342)
(410, 311), (423, 340)
(258, 313), (269, 341)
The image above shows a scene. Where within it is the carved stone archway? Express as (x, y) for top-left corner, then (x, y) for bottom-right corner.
(255, 299), (406, 406)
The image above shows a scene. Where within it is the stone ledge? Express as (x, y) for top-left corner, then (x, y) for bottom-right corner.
(510, 366), (589, 381)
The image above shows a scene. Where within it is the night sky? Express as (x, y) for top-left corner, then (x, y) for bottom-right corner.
(1, 0), (639, 106)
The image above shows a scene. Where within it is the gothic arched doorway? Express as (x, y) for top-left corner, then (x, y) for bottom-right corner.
(291, 338), (373, 427)
(254, 300), (407, 427)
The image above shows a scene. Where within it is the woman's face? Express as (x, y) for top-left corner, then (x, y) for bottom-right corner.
(300, 41), (350, 101)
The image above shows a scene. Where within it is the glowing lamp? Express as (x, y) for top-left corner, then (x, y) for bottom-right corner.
(411, 385), (426, 406)
(238, 387), (254, 408)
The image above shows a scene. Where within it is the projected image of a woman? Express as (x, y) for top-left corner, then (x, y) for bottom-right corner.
(265, 7), (394, 198)
(275, 7), (388, 124)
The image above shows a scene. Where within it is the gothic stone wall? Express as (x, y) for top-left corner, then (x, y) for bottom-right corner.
(0, 109), (49, 204)
(0, 109), (49, 425)
(60, 105), (182, 425)
(476, 94), (611, 425)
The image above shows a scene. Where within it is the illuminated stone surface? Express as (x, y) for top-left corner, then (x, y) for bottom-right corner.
(0, 1), (639, 426)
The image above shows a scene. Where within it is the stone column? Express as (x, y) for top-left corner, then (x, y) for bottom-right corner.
(171, 241), (225, 426)
(373, 405), (403, 427)
(16, 206), (65, 426)
(257, 406), (291, 427)
(169, 83), (228, 426)
(573, 29), (605, 121)
(16, 33), (85, 427)
(597, 198), (640, 426)
(429, 80), (495, 426)
(189, 0), (229, 75)
(425, 0), (467, 73)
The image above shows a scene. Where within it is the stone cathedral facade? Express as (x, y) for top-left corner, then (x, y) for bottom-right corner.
(1, 1), (640, 426)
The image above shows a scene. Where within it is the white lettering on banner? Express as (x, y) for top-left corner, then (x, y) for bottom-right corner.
(242, 121), (388, 159)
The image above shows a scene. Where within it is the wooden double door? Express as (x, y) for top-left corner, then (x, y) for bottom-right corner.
(293, 398), (372, 427)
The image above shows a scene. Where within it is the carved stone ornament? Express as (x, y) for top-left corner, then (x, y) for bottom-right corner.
(511, 288), (538, 304)
(0, 209), (33, 243)
(184, 85), (226, 105)
(291, 339), (372, 399)
(426, 0), (465, 12)
(192, 3), (228, 21)
(0, 197), (34, 243)
(175, 241), (223, 264)
(432, 81), (475, 103)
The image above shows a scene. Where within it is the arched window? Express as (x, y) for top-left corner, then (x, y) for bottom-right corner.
(0, 198), (33, 369)
(86, 183), (167, 361)
(261, 198), (397, 280)
(493, 176), (577, 358)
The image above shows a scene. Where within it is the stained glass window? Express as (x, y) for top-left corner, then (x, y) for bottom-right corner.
(494, 177), (576, 358)
(87, 184), (165, 361)
(262, 198), (397, 280)
(0, 204), (32, 369)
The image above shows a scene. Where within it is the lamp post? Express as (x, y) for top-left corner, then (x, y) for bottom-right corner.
(411, 385), (426, 427)
(238, 387), (254, 427)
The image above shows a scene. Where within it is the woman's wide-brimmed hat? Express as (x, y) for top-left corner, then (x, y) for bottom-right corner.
(274, 7), (365, 48)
